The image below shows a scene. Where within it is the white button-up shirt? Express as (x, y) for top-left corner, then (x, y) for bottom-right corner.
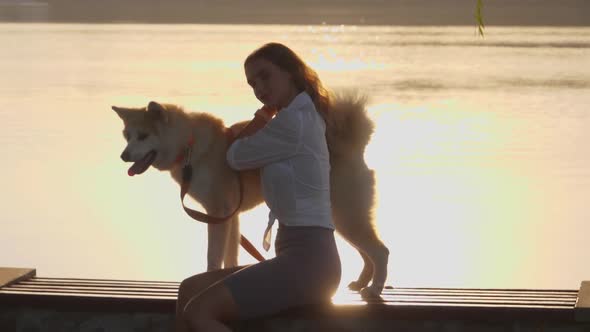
(226, 91), (334, 250)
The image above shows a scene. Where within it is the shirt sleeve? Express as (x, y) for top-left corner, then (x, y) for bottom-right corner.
(226, 108), (302, 170)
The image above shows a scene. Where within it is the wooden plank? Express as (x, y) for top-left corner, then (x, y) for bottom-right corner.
(12, 284), (178, 294)
(575, 281), (590, 322)
(0, 267), (35, 288)
(2, 286), (576, 308)
(3, 277), (579, 306)
(0, 273), (582, 322)
(33, 277), (179, 285)
(382, 288), (578, 296)
(20, 279), (179, 289)
(4, 278), (578, 308)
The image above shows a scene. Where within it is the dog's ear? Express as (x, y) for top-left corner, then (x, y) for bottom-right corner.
(147, 101), (169, 123)
(112, 106), (133, 122)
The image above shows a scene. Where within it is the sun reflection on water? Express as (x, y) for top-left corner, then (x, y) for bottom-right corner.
(2, 24), (589, 291)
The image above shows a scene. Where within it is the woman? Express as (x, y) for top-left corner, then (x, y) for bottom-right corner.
(176, 42), (341, 332)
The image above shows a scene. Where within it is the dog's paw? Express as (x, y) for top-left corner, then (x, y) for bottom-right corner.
(360, 284), (384, 299)
(348, 281), (366, 291)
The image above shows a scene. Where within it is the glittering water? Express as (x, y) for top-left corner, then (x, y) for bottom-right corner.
(1, 23), (589, 289)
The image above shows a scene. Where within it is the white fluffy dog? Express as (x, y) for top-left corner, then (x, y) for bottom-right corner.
(112, 92), (389, 297)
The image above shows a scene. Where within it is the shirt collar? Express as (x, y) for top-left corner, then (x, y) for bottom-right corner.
(282, 91), (313, 112)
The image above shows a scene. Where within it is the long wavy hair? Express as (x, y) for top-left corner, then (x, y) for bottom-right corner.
(244, 42), (332, 121)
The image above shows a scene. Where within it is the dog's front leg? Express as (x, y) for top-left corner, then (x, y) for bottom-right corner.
(207, 222), (231, 271)
(223, 216), (240, 268)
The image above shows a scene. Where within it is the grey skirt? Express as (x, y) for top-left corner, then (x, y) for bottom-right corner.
(223, 224), (341, 319)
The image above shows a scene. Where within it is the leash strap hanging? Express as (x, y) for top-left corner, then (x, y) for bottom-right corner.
(180, 164), (265, 262)
(180, 166), (218, 223)
(180, 164), (243, 224)
(179, 129), (243, 225)
(179, 130), (266, 262)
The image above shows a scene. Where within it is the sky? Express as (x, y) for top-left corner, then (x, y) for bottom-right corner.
(0, 0), (589, 26)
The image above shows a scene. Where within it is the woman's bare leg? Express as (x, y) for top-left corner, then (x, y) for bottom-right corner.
(175, 266), (247, 332)
(183, 281), (239, 332)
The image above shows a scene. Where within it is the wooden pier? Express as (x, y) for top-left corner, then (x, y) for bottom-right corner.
(1, 267), (589, 331)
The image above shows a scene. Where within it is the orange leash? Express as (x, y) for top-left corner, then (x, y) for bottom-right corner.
(179, 120), (268, 262)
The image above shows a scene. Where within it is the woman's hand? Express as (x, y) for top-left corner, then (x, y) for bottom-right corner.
(255, 105), (278, 122)
(230, 105), (278, 141)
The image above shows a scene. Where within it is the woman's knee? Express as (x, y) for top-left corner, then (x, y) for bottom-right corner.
(177, 277), (198, 310)
(183, 282), (239, 324)
(177, 268), (237, 309)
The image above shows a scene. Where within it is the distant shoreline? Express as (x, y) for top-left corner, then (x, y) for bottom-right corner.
(2, 21), (590, 28)
(0, 0), (588, 27)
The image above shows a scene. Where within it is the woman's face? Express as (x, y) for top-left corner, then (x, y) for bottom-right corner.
(245, 57), (298, 110)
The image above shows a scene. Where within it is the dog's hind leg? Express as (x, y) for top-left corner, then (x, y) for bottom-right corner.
(345, 228), (389, 298)
(332, 162), (389, 297)
(223, 216), (240, 268)
(336, 207), (389, 298)
(347, 251), (373, 291)
(357, 232), (389, 298)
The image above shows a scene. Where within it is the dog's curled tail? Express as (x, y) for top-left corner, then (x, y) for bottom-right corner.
(326, 89), (374, 157)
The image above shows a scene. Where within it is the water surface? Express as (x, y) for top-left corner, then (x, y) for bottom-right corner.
(1, 23), (589, 290)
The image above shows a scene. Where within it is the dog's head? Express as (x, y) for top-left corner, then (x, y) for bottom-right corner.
(112, 101), (170, 176)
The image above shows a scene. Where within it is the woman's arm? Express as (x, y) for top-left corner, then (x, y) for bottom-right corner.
(226, 106), (302, 171)
(229, 106), (277, 143)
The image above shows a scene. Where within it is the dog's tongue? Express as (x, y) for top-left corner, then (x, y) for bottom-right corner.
(127, 151), (156, 176)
